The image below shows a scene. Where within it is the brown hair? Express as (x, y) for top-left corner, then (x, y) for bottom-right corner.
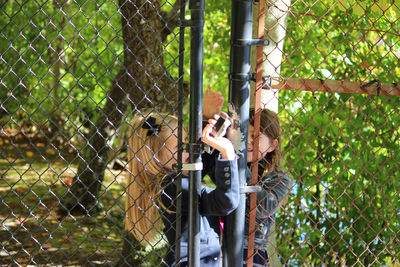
(249, 108), (283, 174)
(125, 113), (178, 246)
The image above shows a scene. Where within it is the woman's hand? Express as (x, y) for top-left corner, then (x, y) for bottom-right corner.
(203, 89), (224, 120)
(202, 116), (236, 160)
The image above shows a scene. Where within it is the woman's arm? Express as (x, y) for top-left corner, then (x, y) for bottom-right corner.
(256, 170), (292, 218)
(201, 117), (235, 160)
(199, 156), (240, 216)
(161, 161), (239, 217)
(198, 119), (239, 215)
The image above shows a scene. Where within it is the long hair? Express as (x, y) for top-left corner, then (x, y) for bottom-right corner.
(249, 108), (283, 174)
(125, 113), (178, 246)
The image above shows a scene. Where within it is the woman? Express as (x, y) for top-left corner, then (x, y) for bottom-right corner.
(202, 90), (292, 266)
(125, 112), (239, 266)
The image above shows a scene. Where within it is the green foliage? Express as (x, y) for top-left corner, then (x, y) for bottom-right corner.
(164, 0), (231, 111)
(278, 0), (400, 265)
(0, 0), (122, 135)
(283, 0), (400, 82)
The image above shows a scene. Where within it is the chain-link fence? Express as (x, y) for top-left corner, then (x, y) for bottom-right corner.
(1, 0), (399, 266)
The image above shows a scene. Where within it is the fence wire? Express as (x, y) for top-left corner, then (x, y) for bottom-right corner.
(0, 0), (399, 266)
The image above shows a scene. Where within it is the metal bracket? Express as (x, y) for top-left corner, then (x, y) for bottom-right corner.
(182, 162), (203, 171)
(234, 39), (269, 47)
(178, 20), (205, 28)
(361, 79), (381, 96)
(240, 185), (262, 194)
(250, 72), (256, 82)
(249, 73), (272, 89)
(262, 75), (272, 89)
(229, 73), (252, 81)
(185, 142), (203, 155)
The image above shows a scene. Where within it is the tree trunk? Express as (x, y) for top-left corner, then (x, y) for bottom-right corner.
(60, 0), (182, 214)
(60, 71), (129, 214)
(58, 1), (183, 265)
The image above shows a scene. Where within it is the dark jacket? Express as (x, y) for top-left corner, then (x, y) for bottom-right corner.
(161, 155), (239, 267)
(203, 151), (292, 251)
(243, 167), (292, 250)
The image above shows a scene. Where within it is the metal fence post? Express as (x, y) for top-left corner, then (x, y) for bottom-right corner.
(223, 0), (253, 266)
(175, 1), (188, 265)
(188, 0), (205, 266)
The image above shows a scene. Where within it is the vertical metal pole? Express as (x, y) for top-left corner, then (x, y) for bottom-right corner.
(224, 0), (253, 266)
(188, 0), (204, 266)
(176, 1), (187, 266)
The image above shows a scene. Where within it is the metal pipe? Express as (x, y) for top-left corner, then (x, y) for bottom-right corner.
(224, 0), (253, 266)
(175, 1), (187, 266)
(188, 0), (204, 266)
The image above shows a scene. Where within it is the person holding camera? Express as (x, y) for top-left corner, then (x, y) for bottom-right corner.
(202, 89), (292, 266)
(125, 112), (239, 267)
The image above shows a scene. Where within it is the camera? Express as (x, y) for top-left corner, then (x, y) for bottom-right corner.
(211, 112), (231, 138)
(204, 112), (232, 154)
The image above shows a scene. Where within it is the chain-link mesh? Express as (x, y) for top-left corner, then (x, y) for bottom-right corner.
(0, 0), (182, 265)
(1, 0), (399, 266)
(253, 1), (400, 266)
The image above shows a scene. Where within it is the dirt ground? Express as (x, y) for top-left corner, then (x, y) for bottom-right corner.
(0, 129), (127, 266)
